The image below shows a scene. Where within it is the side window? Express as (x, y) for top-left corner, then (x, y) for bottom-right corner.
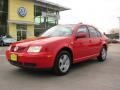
(88, 26), (98, 38)
(77, 25), (89, 38)
(97, 31), (102, 37)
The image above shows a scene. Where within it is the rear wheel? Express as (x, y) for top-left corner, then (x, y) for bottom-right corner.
(53, 50), (71, 76)
(97, 47), (107, 62)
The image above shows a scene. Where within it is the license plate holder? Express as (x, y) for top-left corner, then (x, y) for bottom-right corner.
(10, 54), (17, 62)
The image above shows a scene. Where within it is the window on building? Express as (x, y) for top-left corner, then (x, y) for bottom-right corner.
(0, 0), (3, 12)
(35, 16), (44, 24)
(0, 0), (8, 35)
(16, 24), (27, 41)
(34, 5), (59, 37)
(47, 17), (56, 29)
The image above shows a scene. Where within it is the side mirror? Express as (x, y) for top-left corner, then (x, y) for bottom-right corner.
(76, 33), (87, 39)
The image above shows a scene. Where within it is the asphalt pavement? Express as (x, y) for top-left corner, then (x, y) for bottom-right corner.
(0, 44), (120, 90)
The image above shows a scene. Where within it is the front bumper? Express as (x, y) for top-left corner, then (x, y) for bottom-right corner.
(6, 50), (55, 69)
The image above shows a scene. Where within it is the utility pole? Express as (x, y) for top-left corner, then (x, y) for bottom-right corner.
(118, 17), (120, 40)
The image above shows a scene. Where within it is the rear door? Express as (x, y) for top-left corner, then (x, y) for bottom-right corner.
(87, 26), (102, 55)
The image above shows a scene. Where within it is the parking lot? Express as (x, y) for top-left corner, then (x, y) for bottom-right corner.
(0, 44), (120, 90)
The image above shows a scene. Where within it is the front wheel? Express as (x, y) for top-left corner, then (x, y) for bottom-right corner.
(97, 47), (107, 62)
(53, 50), (71, 76)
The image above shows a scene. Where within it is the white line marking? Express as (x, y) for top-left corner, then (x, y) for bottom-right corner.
(0, 55), (5, 57)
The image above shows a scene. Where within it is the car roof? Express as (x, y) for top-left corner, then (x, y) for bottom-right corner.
(57, 24), (76, 29)
(57, 23), (99, 31)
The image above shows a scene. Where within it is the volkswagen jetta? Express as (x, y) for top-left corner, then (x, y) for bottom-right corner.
(6, 23), (108, 75)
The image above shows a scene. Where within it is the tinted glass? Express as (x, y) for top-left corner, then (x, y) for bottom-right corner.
(41, 25), (75, 37)
(77, 25), (89, 38)
(97, 31), (102, 37)
(88, 26), (98, 38)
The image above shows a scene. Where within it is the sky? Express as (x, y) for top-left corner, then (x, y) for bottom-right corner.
(49, 0), (120, 33)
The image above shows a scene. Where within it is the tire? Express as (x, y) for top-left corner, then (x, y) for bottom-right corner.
(53, 50), (72, 76)
(97, 47), (107, 62)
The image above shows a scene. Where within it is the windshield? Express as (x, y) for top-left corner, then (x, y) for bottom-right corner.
(41, 25), (75, 37)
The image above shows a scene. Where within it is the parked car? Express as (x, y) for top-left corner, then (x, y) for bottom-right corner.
(112, 39), (120, 43)
(108, 39), (120, 44)
(0, 36), (17, 46)
(6, 23), (108, 75)
(107, 38), (112, 44)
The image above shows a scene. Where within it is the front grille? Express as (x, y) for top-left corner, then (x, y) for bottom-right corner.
(10, 46), (16, 52)
(24, 63), (36, 68)
(10, 61), (36, 68)
(10, 46), (26, 53)
(17, 47), (26, 53)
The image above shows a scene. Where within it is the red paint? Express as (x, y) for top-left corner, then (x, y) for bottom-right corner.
(6, 23), (108, 69)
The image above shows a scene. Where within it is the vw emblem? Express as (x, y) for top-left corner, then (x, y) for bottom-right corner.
(18, 7), (27, 17)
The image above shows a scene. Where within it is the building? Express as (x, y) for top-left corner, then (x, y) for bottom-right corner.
(0, 0), (69, 40)
(106, 33), (119, 39)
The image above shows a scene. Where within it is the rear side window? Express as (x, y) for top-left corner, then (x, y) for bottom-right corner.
(97, 31), (102, 37)
(88, 26), (101, 38)
(77, 25), (89, 38)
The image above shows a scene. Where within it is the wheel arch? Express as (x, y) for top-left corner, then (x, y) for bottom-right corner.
(103, 44), (108, 51)
(55, 47), (74, 64)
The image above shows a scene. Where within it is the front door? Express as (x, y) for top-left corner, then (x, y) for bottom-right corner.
(17, 24), (27, 41)
(73, 25), (91, 61)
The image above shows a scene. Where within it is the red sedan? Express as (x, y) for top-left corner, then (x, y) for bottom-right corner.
(6, 23), (108, 75)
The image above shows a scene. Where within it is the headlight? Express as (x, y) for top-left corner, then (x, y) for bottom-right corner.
(27, 46), (42, 53)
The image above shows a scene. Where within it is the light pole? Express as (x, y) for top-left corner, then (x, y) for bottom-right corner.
(118, 17), (120, 40)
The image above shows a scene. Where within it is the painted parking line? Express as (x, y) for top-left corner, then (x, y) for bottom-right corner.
(0, 47), (6, 51)
(0, 55), (5, 57)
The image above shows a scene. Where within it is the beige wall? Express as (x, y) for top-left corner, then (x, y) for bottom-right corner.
(8, 0), (34, 39)
(27, 25), (34, 38)
(8, 23), (17, 38)
(8, 0), (34, 22)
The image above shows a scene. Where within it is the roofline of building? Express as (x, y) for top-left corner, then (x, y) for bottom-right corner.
(35, 0), (70, 11)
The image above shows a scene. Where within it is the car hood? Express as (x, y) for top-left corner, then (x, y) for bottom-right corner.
(12, 37), (70, 47)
